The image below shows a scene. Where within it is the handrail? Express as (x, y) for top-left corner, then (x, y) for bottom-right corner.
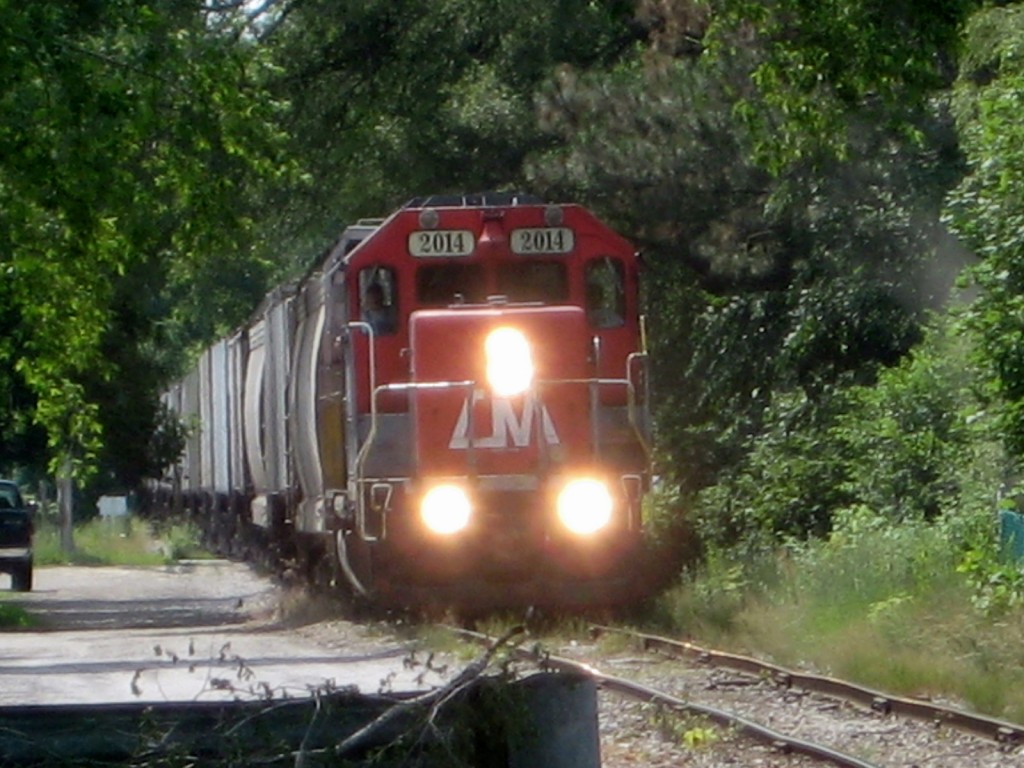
(625, 351), (652, 461)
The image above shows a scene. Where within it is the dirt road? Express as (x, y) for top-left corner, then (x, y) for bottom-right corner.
(0, 562), (434, 706)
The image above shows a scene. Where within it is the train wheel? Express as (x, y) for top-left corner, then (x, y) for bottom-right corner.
(292, 533), (335, 593)
(310, 547), (338, 592)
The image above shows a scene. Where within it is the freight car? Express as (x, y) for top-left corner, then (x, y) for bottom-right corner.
(154, 193), (652, 610)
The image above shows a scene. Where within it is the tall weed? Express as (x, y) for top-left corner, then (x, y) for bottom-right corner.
(659, 508), (1024, 721)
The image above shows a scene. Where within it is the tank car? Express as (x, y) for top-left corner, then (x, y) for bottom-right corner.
(158, 193), (652, 610)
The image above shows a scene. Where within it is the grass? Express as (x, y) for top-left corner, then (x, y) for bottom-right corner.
(0, 601), (35, 629)
(651, 516), (1024, 724)
(33, 515), (208, 567)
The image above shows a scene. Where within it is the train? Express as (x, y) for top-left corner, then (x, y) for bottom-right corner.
(151, 193), (652, 611)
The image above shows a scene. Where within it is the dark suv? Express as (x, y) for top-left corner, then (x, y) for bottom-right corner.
(0, 480), (34, 591)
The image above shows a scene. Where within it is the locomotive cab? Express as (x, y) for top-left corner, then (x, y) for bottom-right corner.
(336, 195), (652, 609)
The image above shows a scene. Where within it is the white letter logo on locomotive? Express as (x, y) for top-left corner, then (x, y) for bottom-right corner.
(448, 393), (560, 449)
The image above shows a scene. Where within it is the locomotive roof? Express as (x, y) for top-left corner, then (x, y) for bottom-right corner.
(401, 192), (544, 208)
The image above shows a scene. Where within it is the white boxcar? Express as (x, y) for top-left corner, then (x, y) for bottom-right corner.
(227, 331), (248, 497)
(208, 339), (232, 496)
(244, 288), (294, 528)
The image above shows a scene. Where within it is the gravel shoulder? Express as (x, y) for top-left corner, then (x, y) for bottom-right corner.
(0, 562), (428, 706)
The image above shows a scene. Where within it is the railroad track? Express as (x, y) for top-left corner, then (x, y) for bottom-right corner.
(447, 625), (1024, 767)
(592, 625), (1024, 747)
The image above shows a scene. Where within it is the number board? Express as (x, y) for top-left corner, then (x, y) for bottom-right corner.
(408, 230), (475, 257)
(510, 227), (574, 255)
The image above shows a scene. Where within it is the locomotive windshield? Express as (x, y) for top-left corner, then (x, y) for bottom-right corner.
(417, 263), (486, 305)
(496, 261), (567, 303)
(415, 260), (568, 306)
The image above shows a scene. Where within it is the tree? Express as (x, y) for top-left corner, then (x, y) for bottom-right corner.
(0, 1), (292, 489)
(705, 0), (979, 170)
(945, 5), (1024, 459)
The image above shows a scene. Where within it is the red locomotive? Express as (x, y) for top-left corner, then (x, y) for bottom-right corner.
(159, 193), (651, 610)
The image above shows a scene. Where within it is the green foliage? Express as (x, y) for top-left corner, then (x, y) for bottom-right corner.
(151, 518), (206, 562)
(0, 601), (34, 630)
(647, 709), (720, 750)
(678, 312), (1024, 622)
(707, 0), (980, 171)
(654, 501), (1024, 722)
(642, 483), (702, 573)
(527, 23), (961, 510)
(830, 327), (981, 521)
(652, 544), (781, 634)
(693, 320), (993, 547)
(258, 0), (642, 264)
(0, 1), (293, 481)
(792, 507), (963, 615)
(957, 539), (1024, 615)
(946, 5), (1024, 459)
(694, 390), (850, 545)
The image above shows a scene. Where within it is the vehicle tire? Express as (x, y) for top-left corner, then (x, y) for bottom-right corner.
(11, 562), (32, 592)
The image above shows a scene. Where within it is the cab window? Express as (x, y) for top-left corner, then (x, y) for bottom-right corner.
(358, 267), (398, 335)
(585, 258), (625, 328)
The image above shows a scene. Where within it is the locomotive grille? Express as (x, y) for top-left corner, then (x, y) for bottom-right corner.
(474, 489), (545, 574)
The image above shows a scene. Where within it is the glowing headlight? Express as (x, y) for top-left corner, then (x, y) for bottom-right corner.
(557, 478), (613, 535)
(420, 484), (472, 535)
(485, 327), (533, 397)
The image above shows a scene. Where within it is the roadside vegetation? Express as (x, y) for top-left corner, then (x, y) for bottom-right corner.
(0, 600), (34, 630)
(6, 0), (1024, 727)
(650, 512), (1024, 723)
(647, 316), (1024, 722)
(32, 516), (207, 568)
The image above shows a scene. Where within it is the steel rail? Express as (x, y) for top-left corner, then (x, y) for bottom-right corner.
(591, 625), (1024, 749)
(448, 627), (882, 768)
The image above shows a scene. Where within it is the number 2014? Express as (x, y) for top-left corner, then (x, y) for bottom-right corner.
(412, 231), (471, 256)
(512, 228), (573, 254)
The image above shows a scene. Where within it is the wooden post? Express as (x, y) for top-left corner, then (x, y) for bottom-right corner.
(37, 480), (50, 518)
(57, 454), (75, 554)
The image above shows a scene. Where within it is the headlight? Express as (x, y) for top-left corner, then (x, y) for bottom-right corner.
(485, 327), (533, 397)
(557, 478), (613, 535)
(420, 483), (472, 535)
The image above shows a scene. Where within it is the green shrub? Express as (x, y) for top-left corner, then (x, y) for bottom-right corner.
(692, 319), (1000, 547)
(691, 389), (852, 547)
